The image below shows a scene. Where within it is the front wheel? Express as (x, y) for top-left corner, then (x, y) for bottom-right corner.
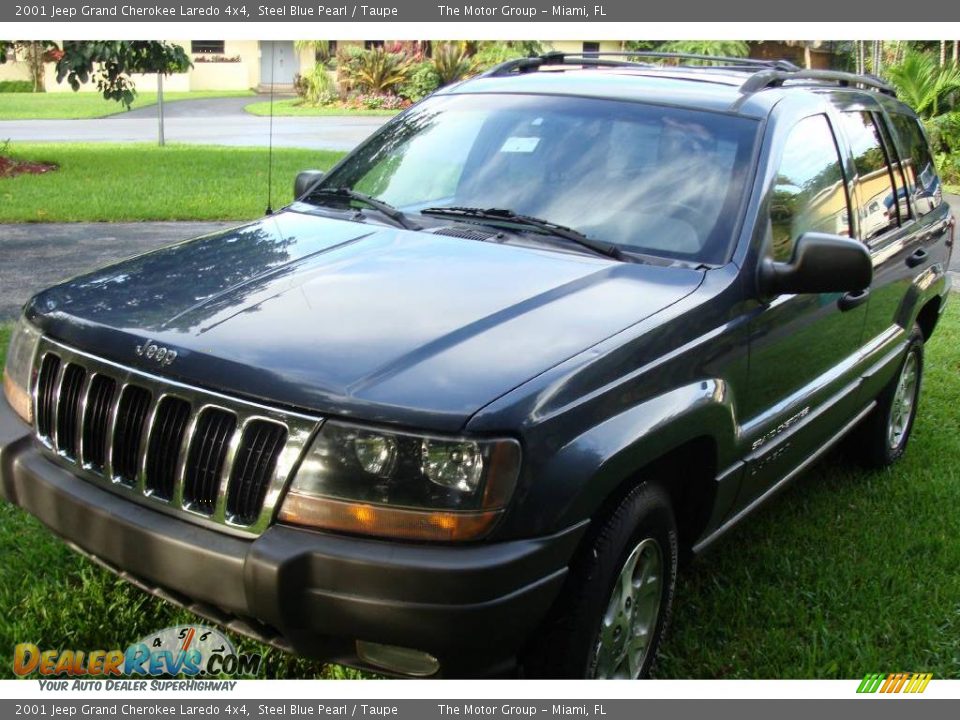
(523, 482), (678, 679)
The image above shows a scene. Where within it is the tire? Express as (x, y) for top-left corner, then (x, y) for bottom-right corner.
(850, 324), (924, 469)
(522, 481), (678, 679)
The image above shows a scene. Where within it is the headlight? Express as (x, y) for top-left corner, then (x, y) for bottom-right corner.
(278, 421), (521, 542)
(2, 315), (41, 424)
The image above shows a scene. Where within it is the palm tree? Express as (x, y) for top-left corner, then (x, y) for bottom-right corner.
(887, 51), (960, 117)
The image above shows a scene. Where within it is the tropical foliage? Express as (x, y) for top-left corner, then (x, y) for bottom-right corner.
(430, 43), (476, 86)
(338, 47), (413, 94)
(886, 51), (960, 118)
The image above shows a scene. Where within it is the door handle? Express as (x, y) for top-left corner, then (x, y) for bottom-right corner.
(838, 288), (870, 312)
(906, 248), (928, 268)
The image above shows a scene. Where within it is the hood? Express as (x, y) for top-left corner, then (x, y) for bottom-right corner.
(27, 211), (704, 432)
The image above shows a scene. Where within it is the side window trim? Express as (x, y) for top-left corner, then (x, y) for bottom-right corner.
(829, 114), (856, 243)
(869, 112), (905, 228)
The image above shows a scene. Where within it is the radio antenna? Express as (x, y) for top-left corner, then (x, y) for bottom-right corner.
(265, 42), (277, 216)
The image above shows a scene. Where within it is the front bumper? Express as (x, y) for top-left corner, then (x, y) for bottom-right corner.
(0, 393), (584, 677)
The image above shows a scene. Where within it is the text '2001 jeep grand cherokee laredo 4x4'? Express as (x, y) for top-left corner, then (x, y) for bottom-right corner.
(1, 52), (955, 679)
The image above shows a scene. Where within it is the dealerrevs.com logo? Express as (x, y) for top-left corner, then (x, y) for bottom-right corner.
(13, 625), (262, 680)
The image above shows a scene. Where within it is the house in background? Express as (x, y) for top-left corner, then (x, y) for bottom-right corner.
(0, 41), (315, 93)
(0, 40), (843, 94)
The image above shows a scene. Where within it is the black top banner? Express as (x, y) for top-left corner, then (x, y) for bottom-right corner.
(6, 0), (960, 22)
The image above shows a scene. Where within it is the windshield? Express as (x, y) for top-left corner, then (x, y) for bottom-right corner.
(316, 93), (759, 265)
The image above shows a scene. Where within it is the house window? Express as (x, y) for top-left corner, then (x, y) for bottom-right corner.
(364, 41), (385, 50)
(316, 40), (337, 62)
(583, 42), (601, 57)
(191, 41), (225, 55)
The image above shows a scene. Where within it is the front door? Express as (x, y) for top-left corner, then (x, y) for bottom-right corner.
(260, 41), (297, 87)
(738, 112), (869, 507)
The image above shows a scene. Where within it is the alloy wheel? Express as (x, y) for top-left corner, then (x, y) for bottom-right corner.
(887, 350), (919, 451)
(592, 537), (663, 679)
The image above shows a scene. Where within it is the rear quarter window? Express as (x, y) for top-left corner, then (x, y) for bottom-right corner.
(889, 113), (943, 216)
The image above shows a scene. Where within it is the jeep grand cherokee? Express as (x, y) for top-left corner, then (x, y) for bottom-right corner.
(0, 52), (954, 678)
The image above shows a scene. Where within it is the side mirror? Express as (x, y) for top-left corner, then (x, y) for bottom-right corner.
(759, 232), (873, 296)
(294, 170), (325, 199)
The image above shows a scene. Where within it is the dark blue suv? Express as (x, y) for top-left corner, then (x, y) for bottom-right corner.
(1, 53), (953, 678)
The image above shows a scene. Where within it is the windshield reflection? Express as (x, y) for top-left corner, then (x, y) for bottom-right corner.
(319, 93), (759, 265)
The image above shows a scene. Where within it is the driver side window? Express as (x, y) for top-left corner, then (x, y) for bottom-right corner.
(769, 115), (851, 262)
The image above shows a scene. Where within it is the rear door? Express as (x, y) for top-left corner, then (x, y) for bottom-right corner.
(854, 110), (949, 396)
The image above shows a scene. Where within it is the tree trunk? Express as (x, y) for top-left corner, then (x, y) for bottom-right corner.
(24, 42), (46, 92)
(157, 73), (165, 147)
(804, 45), (812, 69)
(940, 40), (947, 67)
(954, 40), (959, 67)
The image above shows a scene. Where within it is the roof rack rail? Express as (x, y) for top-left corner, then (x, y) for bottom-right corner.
(479, 51), (800, 78)
(740, 68), (896, 96)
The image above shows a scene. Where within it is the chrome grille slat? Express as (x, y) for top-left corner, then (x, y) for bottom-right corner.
(145, 396), (191, 500)
(228, 421), (288, 526)
(81, 374), (116, 472)
(184, 407), (236, 515)
(135, 394), (163, 496)
(112, 385), (152, 486)
(28, 336), (321, 538)
(35, 353), (61, 440)
(49, 358), (68, 451)
(73, 371), (95, 464)
(56, 364), (87, 459)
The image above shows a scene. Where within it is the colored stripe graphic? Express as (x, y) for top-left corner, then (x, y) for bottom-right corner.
(857, 672), (932, 694)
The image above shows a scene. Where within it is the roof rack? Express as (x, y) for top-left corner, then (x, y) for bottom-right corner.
(740, 68), (896, 96)
(479, 51), (800, 78)
(476, 51), (897, 99)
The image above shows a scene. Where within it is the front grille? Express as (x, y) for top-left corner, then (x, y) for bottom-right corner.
(31, 338), (320, 536)
(112, 385), (152, 485)
(82, 375), (116, 472)
(55, 364), (87, 458)
(145, 396), (191, 500)
(228, 421), (288, 525)
(36, 353), (61, 439)
(183, 408), (237, 515)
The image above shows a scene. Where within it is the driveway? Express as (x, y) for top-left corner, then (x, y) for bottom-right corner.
(0, 95), (390, 151)
(118, 95), (289, 119)
(0, 221), (237, 321)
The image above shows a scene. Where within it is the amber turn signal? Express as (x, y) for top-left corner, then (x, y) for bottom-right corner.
(3, 369), (32, 425)
(277, 492), (503, 542)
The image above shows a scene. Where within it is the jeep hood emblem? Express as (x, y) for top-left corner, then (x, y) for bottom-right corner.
(135, 339), (177, 366)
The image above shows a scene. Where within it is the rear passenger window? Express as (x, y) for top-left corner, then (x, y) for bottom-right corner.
(889, 113), (943, 217)
(768, 115), (850, 262)
(838, 111), (900, 240)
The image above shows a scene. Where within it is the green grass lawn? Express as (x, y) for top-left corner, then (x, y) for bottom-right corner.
(244, 98), (400, 117)
(0, 304), (958, 679)
(0, 143), (346, 222)
(0, 91), (255, 120)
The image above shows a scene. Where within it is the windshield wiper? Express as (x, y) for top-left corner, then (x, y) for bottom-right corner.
(420, 206), (625, 261)
(305, 187), (421, 231)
